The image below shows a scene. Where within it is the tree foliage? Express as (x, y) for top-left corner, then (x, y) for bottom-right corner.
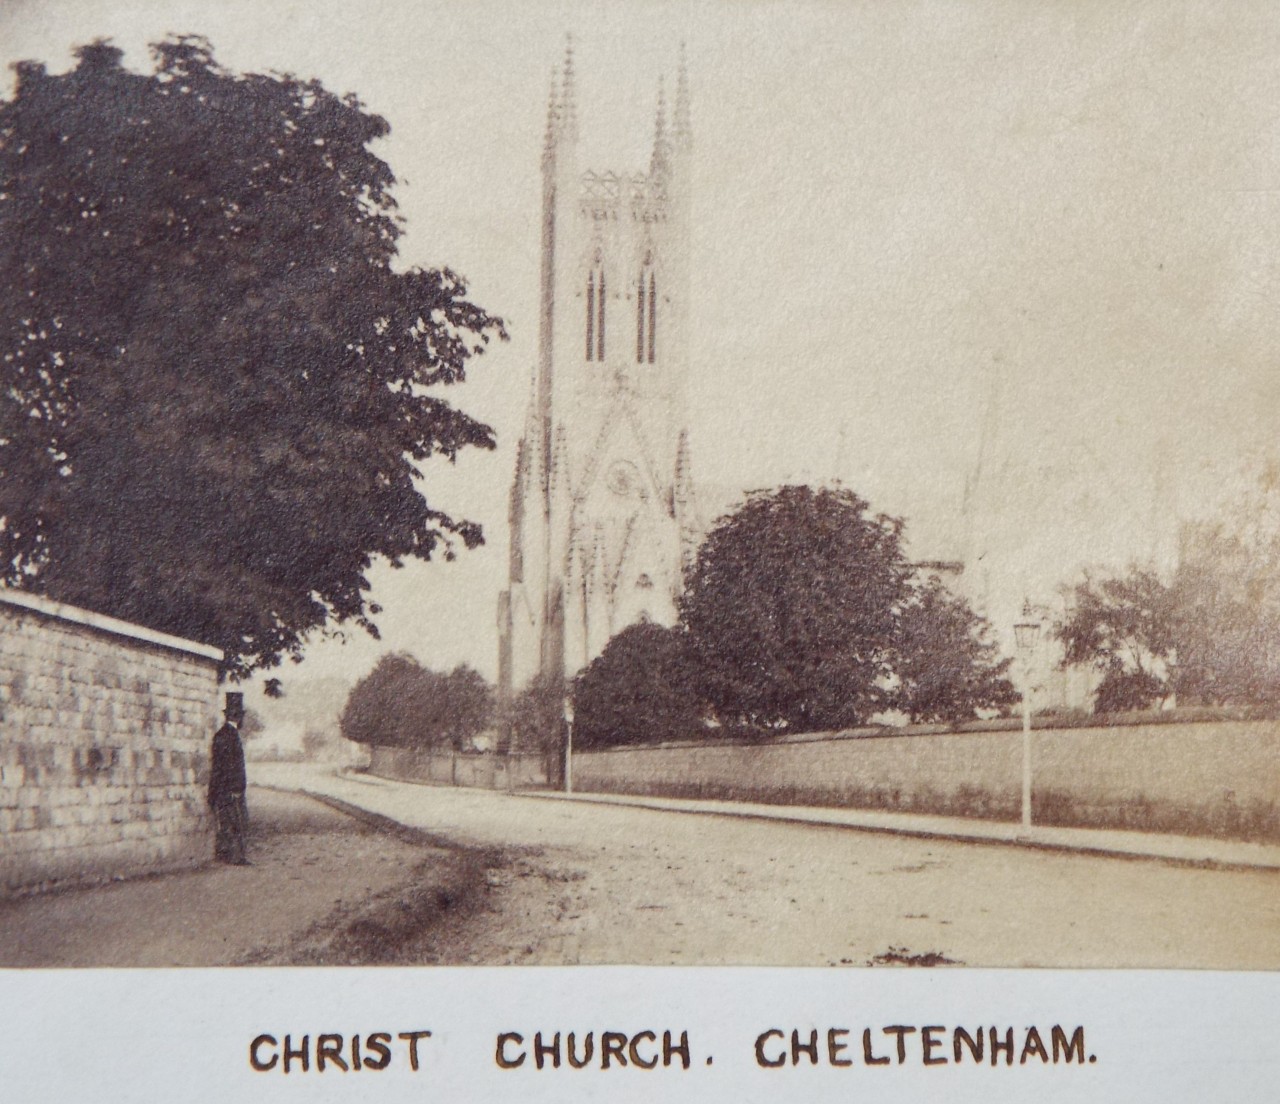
(1172, 521), (1280, 706)
(680, 485), (913, 729)
(1055, 567), (1177, 712)
(891, 575), (1017, 723)
(239, 707), (265, 742)
(572, 623), (702, 748)
(498, 670), (566, 755)
(1091, 669), (1170, 715)
(338, 653), (493, 750)
(0, 37), (505, 678)
(1057, 482), (1280, 711)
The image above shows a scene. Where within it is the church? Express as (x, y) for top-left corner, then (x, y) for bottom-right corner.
(497, 43), (699, 699)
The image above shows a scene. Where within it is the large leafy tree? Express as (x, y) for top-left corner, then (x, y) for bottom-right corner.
(572, 622), (702, 748)
(339, 653), (427, 749)
(891, 575), (1017, 723)
(338, 653), (493, 750)
(1055, 567), (1177, 712)
(0, 37), (505, 678)
(1170, 521), (1280, 706)
(430, 663), (495, 750)
(680, 485), (913, 729)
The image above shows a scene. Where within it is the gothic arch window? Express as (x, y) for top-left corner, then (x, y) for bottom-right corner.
(586, 260), (606, 361)
(647, 269), (656, 363)
(635, 271), (645, 363)
(636, 254), (657, 364)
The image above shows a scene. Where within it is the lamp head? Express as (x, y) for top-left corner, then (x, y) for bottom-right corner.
(1014, 599), (1041, 653)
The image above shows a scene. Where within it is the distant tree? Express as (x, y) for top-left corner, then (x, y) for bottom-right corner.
(0, 37), (505, 680)
(339, 653), (429, 748)
(1172, 521), (1280, 706)
(680, 485), (913, 730)
(432, 664), (494, 750)
(338, 653), (493, 749)
(301, 729), (331, 761)
(1091, 669), (1170, 715)
(1055, 567), (1177, 712)
(891, 576), (1017, 723)
(572, 623), (702, 748)
(239, 707), (265, 742)
(499, 670), (566, 755)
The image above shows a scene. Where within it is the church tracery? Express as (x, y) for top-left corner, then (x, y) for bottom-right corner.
(586, 258), (606, 362)
(636, 251), (657, 364)
(499, 43), (695, 699)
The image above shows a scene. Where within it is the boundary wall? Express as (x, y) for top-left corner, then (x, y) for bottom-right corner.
(572, 719), (1280, 841)
(367, 745), (553, 791)
(0, 590), (222, 895)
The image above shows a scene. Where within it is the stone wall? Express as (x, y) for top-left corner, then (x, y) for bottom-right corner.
(367, 745), (552, 791)
(0, 590), (222, 895)
(573, 719), (1280, 841)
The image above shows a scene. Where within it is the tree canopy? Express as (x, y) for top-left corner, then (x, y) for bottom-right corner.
(0, 37), (505, 678)
(572, 622), (702, 748)
(891, 575), (1017, 723)
(681, 486), (903, 728)
(1057, 499), (1280, 712)
(497, 669), (567, 756)
(1172, 519), (1280, 706)
(338, 653), (493, 750)
(679, 484), (1003, 730)
(1055, 567), (1177, 712)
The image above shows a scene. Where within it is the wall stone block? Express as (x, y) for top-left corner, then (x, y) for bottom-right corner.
(0, 591), (222, 896)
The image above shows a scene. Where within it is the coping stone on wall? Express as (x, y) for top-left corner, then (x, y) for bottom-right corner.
(0, 589), (223, 663)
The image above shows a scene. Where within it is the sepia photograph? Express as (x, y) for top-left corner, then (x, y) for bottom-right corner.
(1, 0), (1278, 978)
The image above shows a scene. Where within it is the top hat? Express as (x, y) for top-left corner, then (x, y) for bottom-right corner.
(224, 691), (245, 718)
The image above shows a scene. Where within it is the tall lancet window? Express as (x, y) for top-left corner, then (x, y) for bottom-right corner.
(636, 272), (646, 363)
(647, 270), (657, 363)
(587, 265), (606, 361)
(596, 268), (606, 361)
(637, 257), (657, 364)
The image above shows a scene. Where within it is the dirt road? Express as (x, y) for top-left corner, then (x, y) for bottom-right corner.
(264, 765), (1280, 969)
(5, 769), (1277, 968)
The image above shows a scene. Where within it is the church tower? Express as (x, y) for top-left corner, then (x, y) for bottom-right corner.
(498, 41), (698, 700)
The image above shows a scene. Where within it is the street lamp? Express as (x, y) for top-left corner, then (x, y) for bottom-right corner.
(1013, 600), (1042, 830)
(563, 695), (575, 795)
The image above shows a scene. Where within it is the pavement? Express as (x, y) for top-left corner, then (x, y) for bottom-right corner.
(287, 762), (1280, 872)
(0, 786), (476, 967)
(521, 788), (1280, 871)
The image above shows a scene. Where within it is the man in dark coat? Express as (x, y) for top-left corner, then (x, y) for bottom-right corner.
(208, 692), (249, 865)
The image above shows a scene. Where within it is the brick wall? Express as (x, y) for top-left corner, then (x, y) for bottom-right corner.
(0, 591), (222, 895)
(574, 720), (1280, 841)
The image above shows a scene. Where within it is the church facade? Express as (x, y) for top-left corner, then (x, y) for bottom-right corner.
(497, 45), (698, 700)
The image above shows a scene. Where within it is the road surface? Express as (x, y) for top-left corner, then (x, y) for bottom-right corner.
(261, 765), (1280, 969)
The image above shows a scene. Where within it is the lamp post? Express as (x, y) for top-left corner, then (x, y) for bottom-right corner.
(1013, 601), (1042, 830)
(563, 695), (575, 795)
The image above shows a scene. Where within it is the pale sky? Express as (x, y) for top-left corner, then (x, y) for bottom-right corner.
(4, 0), (1279, 693)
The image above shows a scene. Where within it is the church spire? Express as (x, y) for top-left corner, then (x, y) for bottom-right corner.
(674, 42), (691, 148)
(650, 74), (670, 175)
(560, 33), (578, 142)
(541, 64), (560, 167)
